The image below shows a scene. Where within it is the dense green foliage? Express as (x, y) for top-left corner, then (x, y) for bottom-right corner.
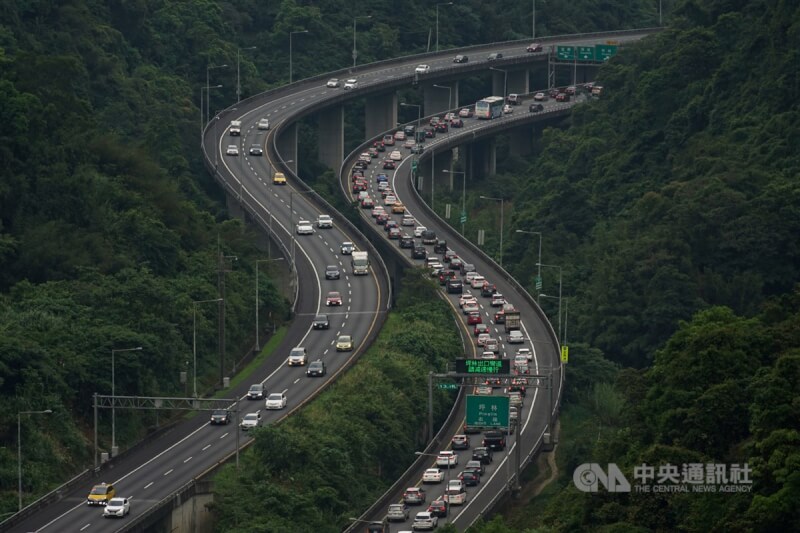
(211, 270), (462, 532)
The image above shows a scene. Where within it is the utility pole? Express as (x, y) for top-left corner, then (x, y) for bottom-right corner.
(217, 245), (237, 380)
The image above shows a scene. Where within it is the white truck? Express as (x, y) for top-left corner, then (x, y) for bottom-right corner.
(229, 120), (242, 136)
(351, 251), (370, 275)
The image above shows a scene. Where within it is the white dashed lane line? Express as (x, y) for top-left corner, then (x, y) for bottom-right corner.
(164, 469), (173, 476)
(144, 482), (153, 489)
(202, 444), (211, 451)
(184, 456), (193, 464)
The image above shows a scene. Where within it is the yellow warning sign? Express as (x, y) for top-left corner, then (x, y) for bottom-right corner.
(560, 345), (569, 363)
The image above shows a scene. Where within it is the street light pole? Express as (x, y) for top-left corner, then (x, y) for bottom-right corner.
(436, 2), (453, 53)
(353, 16), (372, 69)
(193, 298), (223, 398)
(18, 409), (52, 511)
(236, 47), (256, 103)
(538, 262), (563, 343)
(515, 229), (542, 288)
(480, 195), (505, 268)
(200, 84), (223, 146)
(289, 30), (308, 84)
(206, 63), (228, 130)
(111, 346), (142, 456)
(444, 170), (466, 234)
(256, 258), (284, 352)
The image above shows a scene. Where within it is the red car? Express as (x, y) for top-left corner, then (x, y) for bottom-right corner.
(326, 291), (342, 306)
(375, 213), (389, 225)
(361, 197), (374, 208)
(383, 159), (396, 169)
(435, 121), (449, 133)
(526, 43), (543, 52)
(467, 312), (482, 325)
(450, 118), (464, 128)
(352, 180), (367, 192)
(428, 499), (448, 518)
(388, 227), (402, 239)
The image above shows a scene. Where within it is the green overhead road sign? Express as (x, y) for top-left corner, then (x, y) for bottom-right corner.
(596, 44), (618, 61)
(438, 382), (458, 390)
(466, 395), (510, 429)
(556, 46), (575, 60)
(577, 46), (595, 60)
(460, 211), (467, 224)
(411, 159), (418, 171)
(535, 276), (543, 291)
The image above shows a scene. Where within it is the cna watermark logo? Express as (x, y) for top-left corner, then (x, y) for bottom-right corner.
(573, 463), (753, 494)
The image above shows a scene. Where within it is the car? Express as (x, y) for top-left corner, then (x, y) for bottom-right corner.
(394, 130), (406, 140)
(452, 434), (470, 450)
(249, 144), (263, 156)
(411, 143), (425, 154)
(447, 279), (463, 294)
(467, 311), (482, 325)
(256, 118), (271, 130)
(265, 392), (287, 410)
(435, 121), (448, 133)
(421, 230), (437, 245)
(453, 54), (469, 63)
(390, 202), (405, 214)
(412, 511), (438, 531)
(343, 78), (358, 89)
(483, 430), (506, 451)
(485, 338), (500, 353)
(556, 92), (570, 102)
(447, 479), (465, 493)
(375, 213), (390, 225)
(507, 330), (525, 343)
(423, 467), (445, 483)
(210, 409), (232, 425)
(296, 220), (313, 235)
(317, 215), (333, 228)
(325, 264), (341, 280)
(400, 235), (415, 249)
(459, 293), (477, 307)
(240, 411), (262, 430)
(336, 334), (353, 351)
(481, 351), (498, 360)
(312, 314), (330, 329)
(459, 107), (473, 118)
(368, 149), (378, 161)
(503, 104), (513, 114)
(272, 172), (287, 185)
(383, 134), (395, 146)
(436, 450), (458, 468)
(390, 150), (403, 161)
(527, 43), (543, 52)
(509, 391), (524, 408)
(549, 88), (560, 98)
(481, 283), (497, 297)
(533, 92), (548, 101)
(383, 159), (396, 169)
(473, 323), (489, 336)
(247, 383), (266, 400)
(102, 497), (130, 518)
(566, 85), (577, 95)
(387, 503), (410, 522)
(306, 359), (326, 377)
(462, 302), (479, 315)
(508, 377), (527, 397)
(372, 206), (386, 218)
(388, 227), (402, 239)
(423, 127), (436, 138)
(464, 459), (486, 476)
(374, 141), (386, 152)
(326, 78), (340, 88)
(287, 347), (307, 366)
(476, 333), (491, 347)
(529, 103), (544, 112)
(412, 246), (427, 260)
(475, 384), (493, 395)
(384, 195), (398, 206)
(427, 498), (448, 518)
(472, 446), (493, 464)
(491, 293), (506, 307)
(226, 145), (239, 156)
(459, 470), (480, 486)
(403, 487), (427, 505)
(341, 241), (354, 255)
(326, 291), (342, 306)
(470, 275), (486, 289)
(87, 483), (116, 506)
(414, 226), (428, 238)
(487, 52), (503, 60)
(516, 348), (533, 361)
(415, 64), (430, 74)
(376, 173), (390, 182)
(401, 215), (416, 226)
(450, 118), (464, 128)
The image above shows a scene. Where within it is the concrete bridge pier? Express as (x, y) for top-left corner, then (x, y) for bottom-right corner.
(423, 81), (459, 115)
(275, 122), (298, 174)
(318, 105), (344, 171)
(508, 125), (533, 156)
(366, 92), (398, 139)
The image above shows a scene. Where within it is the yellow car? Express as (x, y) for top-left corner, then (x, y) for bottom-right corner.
(336, 335), (354, 352)
(273, 172), (287, 185)
(87, 482), (116, 506)
(392, 202), (406, 214)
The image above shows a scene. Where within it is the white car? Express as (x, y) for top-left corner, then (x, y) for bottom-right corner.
(415, 64), (431, 74)
(470, 275), (486, 289)
(516, 348), (533, 361)
(413, 511), (438, 531)
(422, 468), (445, 483)
(401, 215), (416, 226)
(533, 92), (547, 101)
(389, 150), (403, 161)
(462, 302), (479, 315)
(257, 118), (270, 130)
(265, 392), (287, 410)
(343, 78), (358, 90)
(475, 385), (493, 395)
(296, 220), (313, 235)
(317, 214), (333, 228)
(414, 226), (428, 238)
(103, 497), (130, 518)
(507, 330), (525, 344)
(481, 351), (498, 360)
(287, 347), (307, 366)
(459, 294), (477, 308)
(447, 479), (464, 492)
(240, 411), (262, 430)
(326, 78), (340, 88)
(503, 104), (513, 114)
(436, 450), (458, 467)
(341, 241), (354, 255)
(226, 145), (239, 156)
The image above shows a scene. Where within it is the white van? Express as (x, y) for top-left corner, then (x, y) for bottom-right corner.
(445, 486), (467, 505)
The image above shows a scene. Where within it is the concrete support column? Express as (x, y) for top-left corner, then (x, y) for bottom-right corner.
(423, 81), (458, 116)
(508, 125), (533, 156)
(474, 139), (497, 176)
(318, 105), (344, 171)
(492, 71), (505, 98)
(365, 92), (398, 140)
(275, 122), (298, 174)
(488, 138), (496, 176)
(508, 69), (530, 95)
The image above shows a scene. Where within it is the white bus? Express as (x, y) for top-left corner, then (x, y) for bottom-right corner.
(475, 96), (504, 119)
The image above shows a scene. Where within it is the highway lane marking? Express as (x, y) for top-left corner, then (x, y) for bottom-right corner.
(164, 469), (173, 476)
(80, 523), (91, 531)
(144, 482), (153, 489)
(294, 378), (300, 384)
(184, 457), (193, 464)
(202, 444), (211, 451)
(220, 433), (229, 439)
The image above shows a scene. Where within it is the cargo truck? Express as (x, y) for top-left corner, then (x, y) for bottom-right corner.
(504, 309), (521, 332)
(351, 251), (370, 275)
(229, 120), (242, 136)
